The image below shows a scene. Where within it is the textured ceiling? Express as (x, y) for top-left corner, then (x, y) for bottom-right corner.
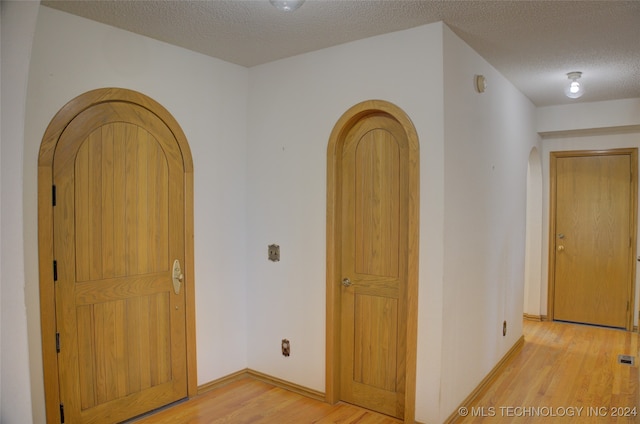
(42, 0), (640, 107)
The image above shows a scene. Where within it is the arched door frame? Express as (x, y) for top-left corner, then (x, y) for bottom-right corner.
(325, 99), (420, 422)
(37, 88), (197, 422)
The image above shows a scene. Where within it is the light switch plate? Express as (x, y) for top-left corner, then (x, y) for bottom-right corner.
(268, 244), (280, 262)
(282, 339), (290, 357)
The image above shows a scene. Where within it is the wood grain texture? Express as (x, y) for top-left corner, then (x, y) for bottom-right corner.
(555, 155), (630, 327)
(132, 377), (402, 424)
(133, 320), (636, 424)
(456, 320), (639, 423)
(327, 100), (419, 422)
(354, 127), (400, 278)
(549, 149), (638, 330)
(341, 113), (407, 419)
(74, 123), (170, 282)
(54, 101), (186, 423)
(353, 294), (399, 391)
(38, 164), (61, 424)
(38, 88), (196, 423)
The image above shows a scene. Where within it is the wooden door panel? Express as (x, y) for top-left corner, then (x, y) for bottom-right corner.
(53, 101), (187, 423)
(340, 292), (401, 418)
(340, 113), (407, 419)
(77, 382), (181, 424)
(353, 294), (398, 391)
(552, 152), (635, 328)
(76, 292), (173, 410)
(354, 130), (400, 278)
(74, 123), (170, 281)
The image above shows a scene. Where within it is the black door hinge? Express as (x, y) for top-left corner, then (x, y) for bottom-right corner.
(59, 403), (65, 423)
(56, 332), (61, 353)
(52, 185), (57, 206)
(53, 261), (58, 281)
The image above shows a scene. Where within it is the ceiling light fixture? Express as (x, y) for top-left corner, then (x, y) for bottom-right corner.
(564, 71), (584, 99)
(269, 0), (305, 12)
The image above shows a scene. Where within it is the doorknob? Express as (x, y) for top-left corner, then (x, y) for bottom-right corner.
(172, 259), (184, 294)
(557, 245), (565, 252)
(341, 277), (352, 287)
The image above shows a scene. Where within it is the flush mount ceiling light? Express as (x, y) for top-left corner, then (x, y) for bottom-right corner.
(564, 71), (584, 99)
(269, 0), (305, 12)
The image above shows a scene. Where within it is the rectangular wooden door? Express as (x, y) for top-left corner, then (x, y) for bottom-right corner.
(551, 150), (637, 329)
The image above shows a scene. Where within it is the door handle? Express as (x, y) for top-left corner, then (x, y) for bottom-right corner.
(557, 245), (565, 252)
(341, 277), (352, 287)
(172, 259), (184, 294)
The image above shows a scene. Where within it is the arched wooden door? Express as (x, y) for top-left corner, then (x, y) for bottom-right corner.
(326, 100), (419, 422)
(38, 88), (196, 423)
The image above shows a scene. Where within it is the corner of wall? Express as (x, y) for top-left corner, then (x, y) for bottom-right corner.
(438, 18), (537, 422)
(1, 1), (41, 423)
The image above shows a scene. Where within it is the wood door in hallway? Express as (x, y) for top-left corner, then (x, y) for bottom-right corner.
(51, 99), (188, 423)
(338, 110), (413, 419)
(550, 150), (637, 329)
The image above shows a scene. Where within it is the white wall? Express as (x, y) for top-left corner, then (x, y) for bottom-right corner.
(537, 100), (640, 328)
(439, 26), (539, 422)
(245, 23), (539, 423)
(20, 6), (249, 421)
(245, 25), (447, 422)
(1, 2), (40, 422)
(537, 99), (640, 133)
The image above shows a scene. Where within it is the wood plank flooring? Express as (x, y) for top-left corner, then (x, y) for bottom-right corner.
(131, 320), (638, 423)
(460, 320), (639, 423)
(130, 377), (401, 423)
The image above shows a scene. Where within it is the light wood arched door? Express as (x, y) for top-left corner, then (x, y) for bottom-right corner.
(326, 100), (419, 422)
(38, 88), (196, 423)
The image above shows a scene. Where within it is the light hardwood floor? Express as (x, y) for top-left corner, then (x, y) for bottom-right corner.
(130, 377), (401, 423)
(460, 320), (639, 423)
(132, 320), (638, 423)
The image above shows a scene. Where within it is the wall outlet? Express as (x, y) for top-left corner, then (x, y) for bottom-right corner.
(281, 339), (290, 357)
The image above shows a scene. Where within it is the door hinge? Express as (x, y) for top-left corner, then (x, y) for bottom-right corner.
(53, 260), (58, 282)
(52, 185), (57, 206)
(59, 403), (65, 423)
(56, 332), (60, 353)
